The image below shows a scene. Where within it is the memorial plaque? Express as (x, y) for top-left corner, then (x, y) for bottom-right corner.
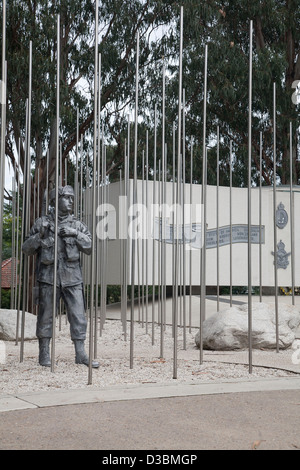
(154, 218), (265, 249)
(205, 224), (265, 248)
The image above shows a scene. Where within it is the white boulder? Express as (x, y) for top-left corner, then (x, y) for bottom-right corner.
(0, 309), (37, 341)
(195, 302), (300, 351)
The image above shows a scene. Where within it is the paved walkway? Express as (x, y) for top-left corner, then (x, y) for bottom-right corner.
(0, 376), (300, 412)
(0, 377), (300, 450)
(1, 295), (300, 450)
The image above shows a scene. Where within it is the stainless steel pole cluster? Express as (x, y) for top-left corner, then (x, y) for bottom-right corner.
(248, 20), (253, 373)
(6, 6), (297, 387)
(0, 0), (7, 306)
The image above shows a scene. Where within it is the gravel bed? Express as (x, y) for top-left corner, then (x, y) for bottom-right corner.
(0, 319), (297, 395)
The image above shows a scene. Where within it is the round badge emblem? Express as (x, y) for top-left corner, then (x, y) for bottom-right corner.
(276, 202), (288, 229)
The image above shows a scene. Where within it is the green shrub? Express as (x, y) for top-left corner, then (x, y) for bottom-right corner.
(1, 289), (11, 309)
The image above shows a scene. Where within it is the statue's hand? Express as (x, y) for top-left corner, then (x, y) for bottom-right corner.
(59, 227), (77, 238)
(39, 221), (50, 239)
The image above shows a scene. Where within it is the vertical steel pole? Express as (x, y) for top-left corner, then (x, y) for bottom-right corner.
(94, 54), (101, 359)
(59, 142), (62, 187)
(11, 174), (16, 309)
(163, 143), (167, 330)
(120, 145), (126, 333)
(104, 156), (109, 324)
(200, 44), (208, 365)
(189, 137), (193, 331)
(145, 130), (149, 332)
(248, 20), (253, 373)
(80, 136), (83, 220)
(51, 18), (60, 372)
(17, 112), (27, 348)
(141, 150), (145, 327)
(100, 142), (107, 332)
(19, 103), (28, 354)
(216, 126), (220, 312)
(46, 150), (49, 214)
(137, 191), (141, 325)
(20, 41), (32, 362)
(229, 140), (233, 307)
(124, 123), (130, 338)
(158, 159), (161, 331)
(160, 63), (166, 358)
(0, 0), (6, 307)
(172, 121), (176, 337)
(290, 122), (295, 305)
(96, 53), (102, 353)
(0, 62), (5, 300)
(259, 131), (263, 302)
(88, 0), (99, 384)
(173, 6), (183, 379)
(179, 154), (182, 328)
(273, 82), (279, 354)
(130, 31), (139, 369)
(152, 104), (157, 345)
(75, 107), (79, 217)
(182, 88), (187, 350)
(122, 115), (131, 341)
(32, 182), (36, 311)
(83, 154), (89, 305)
(65, 151), (68, 185)
(120, 168), (124, 326)
(37, 160), (40, 218)
(15, 141), (21, 311)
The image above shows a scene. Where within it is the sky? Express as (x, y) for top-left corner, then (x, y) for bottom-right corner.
(4, 156), (13, 192)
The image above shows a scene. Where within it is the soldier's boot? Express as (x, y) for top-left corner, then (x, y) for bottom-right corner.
(39, 338), (51, 367)
(74, 340), (99, 368)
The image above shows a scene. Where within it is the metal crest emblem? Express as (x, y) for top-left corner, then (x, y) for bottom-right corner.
(272, 240), (291, 270)
(276, 202), (288, 229)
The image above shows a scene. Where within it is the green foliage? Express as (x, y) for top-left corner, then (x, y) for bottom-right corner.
(2, 0), (300, 195)
(2, 202), (13, 260)
(1, 289), (11, 309)
(84, 284), (154, 306)
(178, 0), (300, 186)
(2, 0), (175, 198)
(2, 194), (22, 261)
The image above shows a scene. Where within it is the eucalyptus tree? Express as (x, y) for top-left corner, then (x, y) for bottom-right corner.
(2, 0), (174, 210)
(145, 0), (300, 187)
(2, 0), (300, 201)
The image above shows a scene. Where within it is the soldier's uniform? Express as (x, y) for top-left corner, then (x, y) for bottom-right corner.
(22, 186), (98, 368)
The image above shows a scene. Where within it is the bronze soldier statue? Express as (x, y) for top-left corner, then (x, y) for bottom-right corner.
(22, 185), (99, 369)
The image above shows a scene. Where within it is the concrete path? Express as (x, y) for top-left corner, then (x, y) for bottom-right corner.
(0, 378), (300, 450)
(0, 376), (299, 413)
(1, 295), (300, 450)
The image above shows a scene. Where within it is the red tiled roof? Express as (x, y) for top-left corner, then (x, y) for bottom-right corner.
(1, 258), (19, 289)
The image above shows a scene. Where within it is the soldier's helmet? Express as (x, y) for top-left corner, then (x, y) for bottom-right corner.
(49, 185), (75, 206)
